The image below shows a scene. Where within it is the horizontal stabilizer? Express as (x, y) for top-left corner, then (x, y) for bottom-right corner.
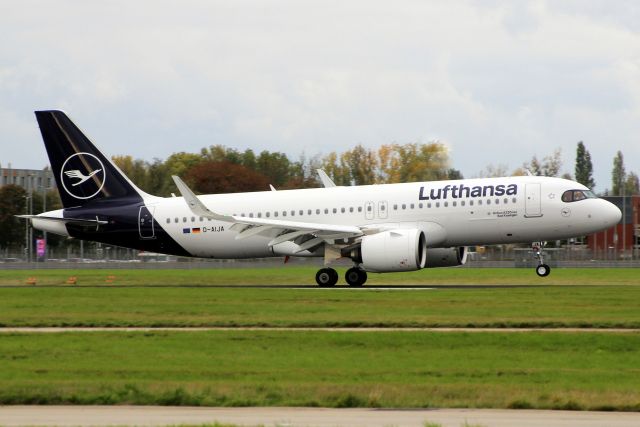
(16, 215), (108, 226)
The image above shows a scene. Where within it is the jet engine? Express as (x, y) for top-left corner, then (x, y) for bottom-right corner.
(424, 246), (467, 268)
(344, 229), (427, 273)
(343, 229), (467, 273)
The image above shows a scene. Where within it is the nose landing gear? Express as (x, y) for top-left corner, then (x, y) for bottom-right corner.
(532, 241), (551, 277)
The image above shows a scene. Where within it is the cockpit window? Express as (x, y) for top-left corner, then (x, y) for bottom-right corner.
(562, 189), (597, 203)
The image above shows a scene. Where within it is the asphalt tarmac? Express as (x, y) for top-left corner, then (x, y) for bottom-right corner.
(1, 406), (639, 427)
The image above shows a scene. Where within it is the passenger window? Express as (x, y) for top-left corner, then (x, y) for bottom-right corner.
(266, 212), (270, 218)
(274, 212), (278, 217)
(419, 203), (423, 208)
(470, 201), (474, 206)
(436, 202), (440, 208)
(341, 207), (345, 213)
(316, 209), (320, 214)
(367, 206), (372, 212)
(478, 200), (483, 205)
(504, 198), (508, 204)
(428, 203), (432, 208)
(258, 213), (262, 218)
(249, 213), (254, 218)
(358, 206), (363, 212)
(444, 202), (448, 207)
(308, 209), (312, 215)
(300, 210), (304, 216)
(349, 207), (354, 213)
(512, 197), (517, 203)
(191, 216), (195, 222)
(183, 217), (187, 223)
(461, 201), (465, 207)
(166, 218), (170, 224)
(324, 209), (329, 214)
(394, 204), (398, 210)
(402, 204), (406, 210)
(487, 200), (491, 205)
(495, 199), (499, 205)
(282, 211), (287, 217)
(174, 218), (179, 223)
(410, 203), (415, 209)
(452, 201), (457, 207)
(333, 208), (337, 214)
(291, 210), (295, 216)
(199, 217), (203, 222)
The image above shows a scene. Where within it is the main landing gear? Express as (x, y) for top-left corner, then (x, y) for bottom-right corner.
(532, 241), (551, 277)
(315, 267), (368, 287)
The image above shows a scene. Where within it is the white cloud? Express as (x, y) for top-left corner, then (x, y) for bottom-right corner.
(1, 0), (640, 191)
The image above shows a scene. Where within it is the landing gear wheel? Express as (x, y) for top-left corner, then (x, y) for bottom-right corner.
(536, 264), (551, 277)
(345, 267), (368, 287)
(316, 268), (338, 287)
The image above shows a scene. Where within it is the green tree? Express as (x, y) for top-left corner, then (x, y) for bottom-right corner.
(612, 151), (626, 196)
(575, 142), (595, 188)
(0, 185), (27, 250)
(341, 145), (377, 185)
(255, 151), (291, 187)
(523, 149), (562, 177)
(625, 172), (639, 195)
(321, 152), (350, 186)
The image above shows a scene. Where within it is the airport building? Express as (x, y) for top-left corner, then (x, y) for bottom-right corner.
(586, 196), (640, 259)
(0, 164), (55, 192)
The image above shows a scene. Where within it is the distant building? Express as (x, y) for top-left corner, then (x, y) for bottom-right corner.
(586, 196), (640, 258)
(0, 164), (54, 191)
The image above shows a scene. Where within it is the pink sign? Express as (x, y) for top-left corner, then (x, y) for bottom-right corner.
(36, 239), (46, 258)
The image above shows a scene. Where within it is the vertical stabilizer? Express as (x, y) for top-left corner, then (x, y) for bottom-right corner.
(35, 110), (147, 208)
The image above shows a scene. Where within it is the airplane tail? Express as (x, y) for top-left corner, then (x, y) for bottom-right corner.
(35, 110), (147, 209)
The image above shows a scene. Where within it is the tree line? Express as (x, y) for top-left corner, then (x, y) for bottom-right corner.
(0, 140), (638, 253)
(111, 141), (461, 196)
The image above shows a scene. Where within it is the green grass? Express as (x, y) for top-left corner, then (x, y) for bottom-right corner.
(0, 330), (638, 411)
(0, 285), (639, 328)
(0, 267), (638, 286)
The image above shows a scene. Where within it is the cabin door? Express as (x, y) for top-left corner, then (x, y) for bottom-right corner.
(525, 183), (543, 218)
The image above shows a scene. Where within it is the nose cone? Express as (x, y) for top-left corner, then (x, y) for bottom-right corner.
(602, 199), (622, 228)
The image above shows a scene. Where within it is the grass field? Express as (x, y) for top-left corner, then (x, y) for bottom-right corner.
(0, 284), (640, 328)
(0, 266), (639, 286)
(1, 267), (639, 412)
(0, 330), (638, 411)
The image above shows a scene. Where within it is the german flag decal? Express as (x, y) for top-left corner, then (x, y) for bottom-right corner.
(192, 228), (201, 234)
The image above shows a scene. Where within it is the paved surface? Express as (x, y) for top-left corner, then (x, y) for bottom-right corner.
(0, 406), (639, 427)
(0, 326), (639, 333)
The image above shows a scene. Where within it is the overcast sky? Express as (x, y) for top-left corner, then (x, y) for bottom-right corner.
(2, 0), (639, 191)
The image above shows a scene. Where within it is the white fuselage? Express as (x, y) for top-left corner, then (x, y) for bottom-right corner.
(134, 176), (620, 259)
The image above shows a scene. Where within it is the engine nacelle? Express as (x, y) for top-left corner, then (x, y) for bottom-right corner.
(425, 247), (467, 268)
(357, 229), (427, 273)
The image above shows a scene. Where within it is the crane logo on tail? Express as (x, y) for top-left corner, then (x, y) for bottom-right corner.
(60, 152), (106, 200)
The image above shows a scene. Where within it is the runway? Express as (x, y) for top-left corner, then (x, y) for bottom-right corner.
(0, 326), (638, 333)
(1, 406), (639, 427)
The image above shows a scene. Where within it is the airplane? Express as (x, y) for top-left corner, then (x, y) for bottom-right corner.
(20, 110), (622, 286)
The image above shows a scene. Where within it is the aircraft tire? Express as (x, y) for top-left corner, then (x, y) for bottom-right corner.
(345, 267), (367, 286)
(316, 268), (338, 287)
(536, 264), (551, 277)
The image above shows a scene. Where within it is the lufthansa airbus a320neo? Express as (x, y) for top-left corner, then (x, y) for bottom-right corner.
(21, 111), (621, 286)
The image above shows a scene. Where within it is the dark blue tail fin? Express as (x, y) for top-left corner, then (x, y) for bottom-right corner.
(35, 110), (145, 208)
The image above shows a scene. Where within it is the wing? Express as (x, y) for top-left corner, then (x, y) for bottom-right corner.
(172, 176), (364, 253)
